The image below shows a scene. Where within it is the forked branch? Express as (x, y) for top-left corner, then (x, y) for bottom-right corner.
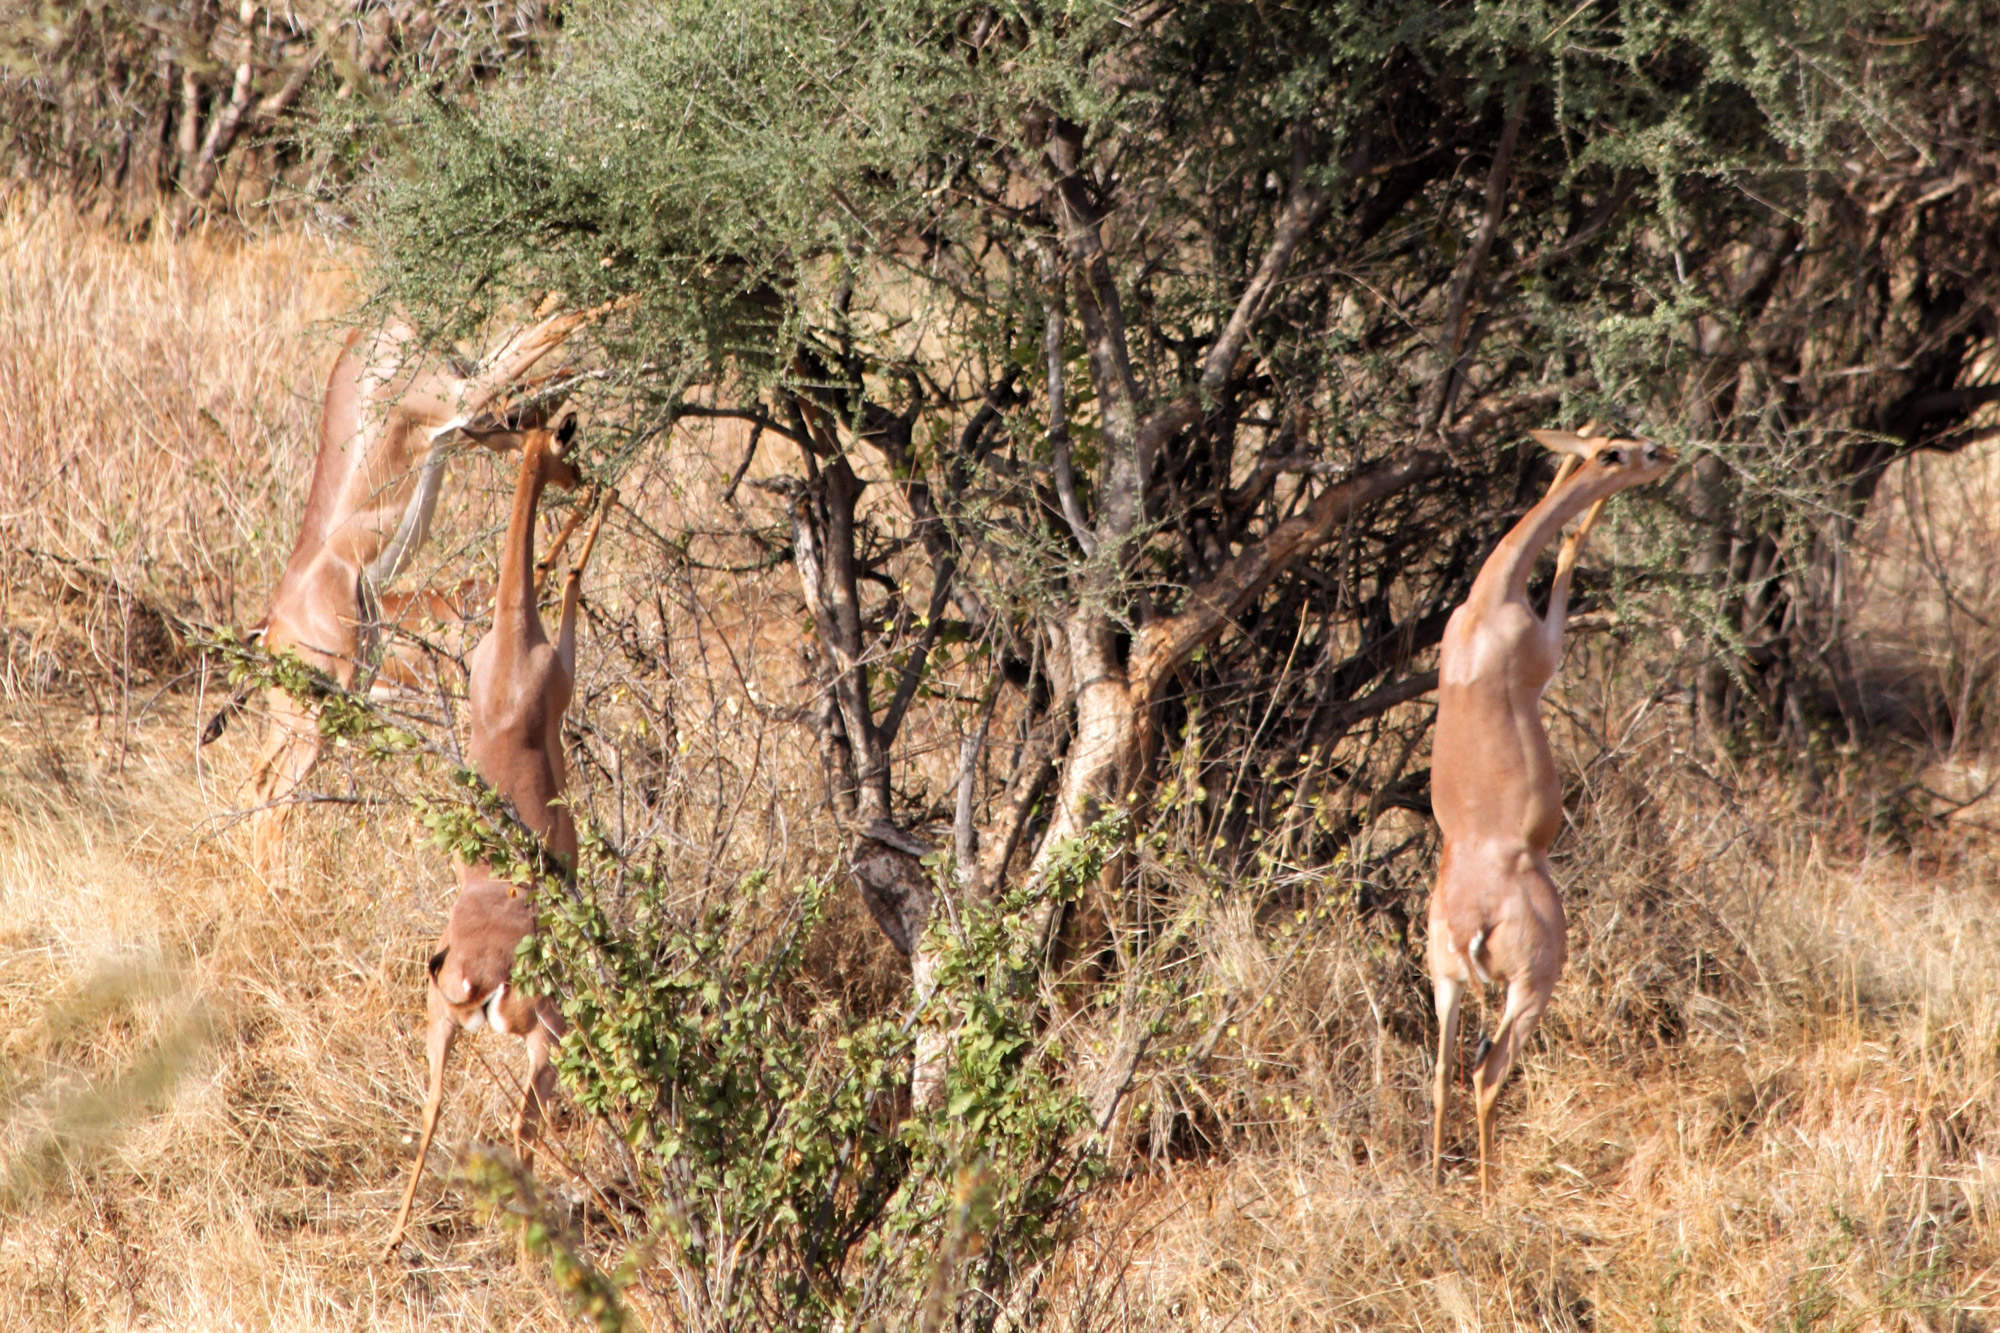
(1129, 450), (1447, 709)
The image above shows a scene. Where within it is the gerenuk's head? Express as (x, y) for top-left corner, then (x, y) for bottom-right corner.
(1530, 424), (1678, 494)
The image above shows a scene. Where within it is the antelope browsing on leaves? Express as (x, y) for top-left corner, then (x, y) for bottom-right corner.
(386, 418), (615, 1254)
(206, 302), (608, 873)
(1427, 424), (1676, 1198)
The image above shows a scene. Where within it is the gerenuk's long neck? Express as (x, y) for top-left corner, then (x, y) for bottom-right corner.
(494, 448), (548, 642)
(1474, 473), (1616, 606)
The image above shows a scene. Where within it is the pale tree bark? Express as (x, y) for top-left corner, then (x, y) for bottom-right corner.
(764, 393), (957, 1105)
(1018, 116), (1350, 916)
(170, 1), (322, 234)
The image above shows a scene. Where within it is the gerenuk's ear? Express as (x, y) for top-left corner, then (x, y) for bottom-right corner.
(1528, 428), (1596, 459)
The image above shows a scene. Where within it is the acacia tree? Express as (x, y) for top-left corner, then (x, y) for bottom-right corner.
(362, 0), (2000, 1092)
(1663, 23), (2000, 751)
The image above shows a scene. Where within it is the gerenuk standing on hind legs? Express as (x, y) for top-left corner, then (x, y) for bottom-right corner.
(1428, 424), (1675, 1198)
(386, 415), (615, 1254)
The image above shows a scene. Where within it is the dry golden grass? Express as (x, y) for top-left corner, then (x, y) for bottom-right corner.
(0, 703), (595, 1329)
(0, 200), (348, 646)
(0, 202), (578, 1328)
(6, 202), (2000, 1332)
(1079, 804), (2000, 1329)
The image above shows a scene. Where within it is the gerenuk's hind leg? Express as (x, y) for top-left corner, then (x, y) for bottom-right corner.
(387, 1005), (458, 1254)
(511, 1002), (567, 1271)
(1431, 974), (1466, 1185)
(1471, 972), (1553, 1201)
(512, 1001), (568, 1170)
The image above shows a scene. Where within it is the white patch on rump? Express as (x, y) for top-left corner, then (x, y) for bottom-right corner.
(483, 983), (514, 1036)
(1467, 929), (1494, 985)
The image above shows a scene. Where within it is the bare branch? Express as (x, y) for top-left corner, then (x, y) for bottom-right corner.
(722, 420), (764, 504)
(973, 720), (1064, 897)
(254, 45), (323, 120)
(1417, 90), (1528, 447)
(1197, 124), (1330, 397)
(1142, 122), (1338, 454)
(1130, 450), (1447, 706)
(1044, 292), (1098, 555)
(1046, 116), (1146, 544)
(953, 675), (1003, 884)
(1441, 384), (1574, 454)
(878, 562), (955, 747)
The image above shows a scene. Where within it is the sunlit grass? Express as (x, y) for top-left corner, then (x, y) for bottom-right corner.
(4, 200), (2000, 1331)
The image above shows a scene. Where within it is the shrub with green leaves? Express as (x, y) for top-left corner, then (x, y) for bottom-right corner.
(214, 633), (1116, 1327)
(513, 821), (1118, 1329)
(354, 0), (2000, 964)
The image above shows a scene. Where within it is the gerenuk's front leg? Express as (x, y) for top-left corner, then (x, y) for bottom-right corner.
(387, 1006), (459, 1254)
(1542, 496), (1606, 647)
(557, 489), (616, 677)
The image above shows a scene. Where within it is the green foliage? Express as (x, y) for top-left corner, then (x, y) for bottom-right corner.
(506, 813), (1124, 1329)
(465, 1148), (634, 1333)
(214, 631), (1115, 1325)
(350, 0), (2000, 792)
(364, 0), (1881, 366)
